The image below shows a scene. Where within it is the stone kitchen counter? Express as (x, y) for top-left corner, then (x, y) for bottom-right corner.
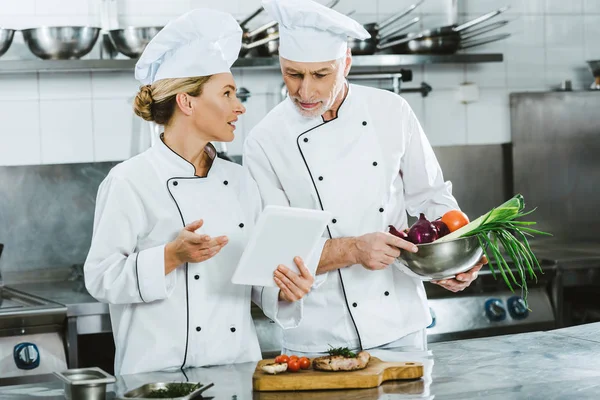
(1, 323), (600, 399)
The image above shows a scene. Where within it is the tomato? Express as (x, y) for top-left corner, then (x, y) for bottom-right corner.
(441, 210), (470, 233)
(289, 355), (299, 362)
(287, 359), (300, 372)
(274, 355), (289, 364)
(299, 357), (310, 370)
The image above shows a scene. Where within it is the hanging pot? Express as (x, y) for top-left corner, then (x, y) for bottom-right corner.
(377, 7), (509, 54)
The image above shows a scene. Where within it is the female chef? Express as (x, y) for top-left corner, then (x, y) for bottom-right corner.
(84, 8), (313, 376)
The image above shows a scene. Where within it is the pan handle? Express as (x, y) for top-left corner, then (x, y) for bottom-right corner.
(243, 32), (280, 50)
(376, 32), (418, 50)
(453, 6), (509, 32)
(379, 17), (420, 42)
(324, 0), (341, 9)
(460, 20), (509, 40)
(245, 20), (278, 39)
(378, 0), (424, 31)
(239, 6), (265, 29)
(459, 33), (510, 50)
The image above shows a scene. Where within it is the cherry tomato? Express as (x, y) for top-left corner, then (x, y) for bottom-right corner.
(287, 359), (300, 372)
(275, 354), (290, 364)
(441, 210), (470, 233)
(289, 355), (299, 362)
(299, 357), (310, 370)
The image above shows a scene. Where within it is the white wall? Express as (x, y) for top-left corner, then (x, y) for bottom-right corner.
(0, 0), (598, 165)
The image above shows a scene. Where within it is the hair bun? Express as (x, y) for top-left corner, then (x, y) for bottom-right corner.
(133, 85), (155, 122)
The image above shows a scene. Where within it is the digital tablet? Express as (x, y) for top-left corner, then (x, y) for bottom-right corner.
(231, 205), (332, 287)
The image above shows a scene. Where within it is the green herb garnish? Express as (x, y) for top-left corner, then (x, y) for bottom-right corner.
(145, 383), (201, 398)
(437, 194), (552, 303)
(327, 347), (357, 358)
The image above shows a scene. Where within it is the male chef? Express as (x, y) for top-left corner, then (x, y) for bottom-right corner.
(243, 0), (486, 356)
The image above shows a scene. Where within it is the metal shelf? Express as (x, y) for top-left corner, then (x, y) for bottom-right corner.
(0, 53), (503, 74)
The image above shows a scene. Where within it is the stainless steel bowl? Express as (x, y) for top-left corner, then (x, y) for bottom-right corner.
(21, 26), (100, 60)
(0, 28), (16, 58)
(108, 27), (162, 58)
(397, 235), (485, 280)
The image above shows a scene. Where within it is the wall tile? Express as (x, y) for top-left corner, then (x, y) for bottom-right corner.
(545, 15), (584, 48)
(423, 90), (467, 146)
(505, 47), (546, 89)
(503, 15), (545, 48)
(119, 0), (191, 16)
(545, 0), (583, 14)
(584, 0), (600, 13)
(378, 0), (425, 17)
(0, 73), (38, 101)
(39, 72), (92, 100)
(423, 65), (466, 89)
(35, 0), (90, 15)
(92, 98), (134, 162)
(0, 100), (41, 166)
(466, 89), (510, 144)
(584, 16), (600, 60)
(40, 99), (94, 164)
(0, 0), (35, 15)
(91, 72), (140, 99)
(545, 47), (587, 89)
(241, 69), (285, 96)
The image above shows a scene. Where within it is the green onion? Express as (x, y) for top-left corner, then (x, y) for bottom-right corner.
(438, 194), (551, 303)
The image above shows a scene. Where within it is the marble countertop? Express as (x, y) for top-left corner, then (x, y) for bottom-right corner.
(1, 323), (600, 400)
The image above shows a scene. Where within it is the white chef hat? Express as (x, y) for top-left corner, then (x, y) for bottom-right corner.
(134, 8), (242, 85)
(262, 0), (370, 62)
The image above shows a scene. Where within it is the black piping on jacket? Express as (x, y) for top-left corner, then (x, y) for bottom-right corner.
(293, 86), (364, 351)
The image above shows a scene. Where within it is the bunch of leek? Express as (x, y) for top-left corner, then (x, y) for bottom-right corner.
(437, 194), (551, 301)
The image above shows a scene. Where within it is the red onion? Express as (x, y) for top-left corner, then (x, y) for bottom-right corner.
(407, 213), (438, 244)
(432, 220), (450, 238)
(388, 225), (409, 239)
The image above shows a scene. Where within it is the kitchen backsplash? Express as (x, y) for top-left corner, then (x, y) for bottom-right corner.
(0, 0), (598, 166)
(0, 144), (508, 274)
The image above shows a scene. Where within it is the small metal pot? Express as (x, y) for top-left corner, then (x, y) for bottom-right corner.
(0, 28), (15, 58)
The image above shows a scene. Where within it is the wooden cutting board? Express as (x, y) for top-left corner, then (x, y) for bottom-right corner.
(252, 357), (423, 392)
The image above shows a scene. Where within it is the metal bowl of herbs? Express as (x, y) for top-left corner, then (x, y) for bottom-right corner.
(120, 382), (214, 399)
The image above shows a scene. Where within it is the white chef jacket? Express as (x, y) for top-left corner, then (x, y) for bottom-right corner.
(84, 137), (302, 376)
(243, 83), (459, 353)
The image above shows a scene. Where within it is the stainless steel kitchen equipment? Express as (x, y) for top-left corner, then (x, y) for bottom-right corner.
(348, 17), (420, 56)
(108, 27), (163, 58)
(121, 382), (214, 399)
(0, 28), (15, 58)
(0, 286), (68, 379)
(379, 32), (510, 55)
(21, 26), (101, 60)
(378, 7), (508, 54)
(510, 91), (600, 328)
(586, 60), (600, 90)
(397, 235), (485, 281)
(54, 367), (116, 400)
(424, 259), (558, 342)
(347, 0), (424, 56)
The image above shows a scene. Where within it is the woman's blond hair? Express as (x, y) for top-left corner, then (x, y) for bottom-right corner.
(133, 76), (213, 125)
